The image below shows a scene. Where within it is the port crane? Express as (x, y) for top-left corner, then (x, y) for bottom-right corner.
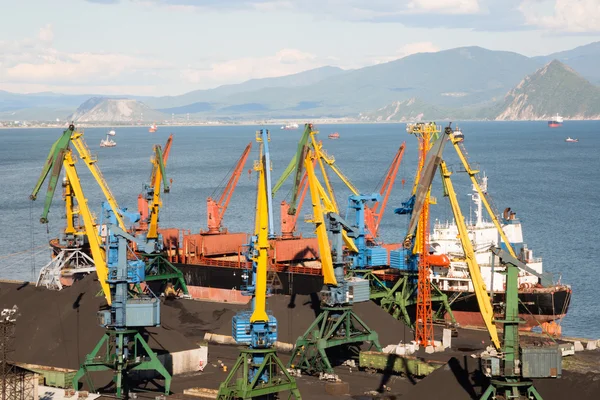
(446, 130), (517, 258)
(204, 142), (252, 234)
(217, 129), (301, 399)
(136, 134), (173, 243)
(376, 123), (452, 345)
(439, 152), (558, 399)
(31, 125), (127, 289)
(273, 124), (357, 248)
(30, 127), (171, 396)
(362, 142), (406, 244)
(287, 148), (381, 375)
(135, 134), (189, 297)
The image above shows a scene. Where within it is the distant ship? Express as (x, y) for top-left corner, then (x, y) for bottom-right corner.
(565, 137), (578, 143)
(453, 126), (464, 142)
(328, 132), (340, 139)
(548, 114), (563, 128)
(280, 123), (299, 130)
(100, 131), (116, 147)
(149, 123), (158, 133)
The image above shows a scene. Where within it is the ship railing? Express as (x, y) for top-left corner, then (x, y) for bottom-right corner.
(191, 256), (323, 276)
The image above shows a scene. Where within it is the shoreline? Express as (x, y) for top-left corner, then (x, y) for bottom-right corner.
(1, 118), (598, 130)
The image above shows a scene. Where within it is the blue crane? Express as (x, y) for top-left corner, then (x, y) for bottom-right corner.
(217, 129), (301, 399)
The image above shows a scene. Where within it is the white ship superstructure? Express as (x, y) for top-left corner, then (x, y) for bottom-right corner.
(429, 175), (542, 293)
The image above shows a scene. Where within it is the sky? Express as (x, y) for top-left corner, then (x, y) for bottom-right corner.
(0, 0), (599, 96)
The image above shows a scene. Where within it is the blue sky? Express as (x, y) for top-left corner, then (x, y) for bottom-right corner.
(0, 0), (599, 96)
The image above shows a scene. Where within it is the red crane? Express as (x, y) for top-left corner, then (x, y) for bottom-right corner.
(204, 142), (252, 234)
(280, 170), (309, 239)
(364, 142), (406, 244)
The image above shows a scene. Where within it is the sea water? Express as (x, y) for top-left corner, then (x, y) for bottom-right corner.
(0, 121), (597, 338)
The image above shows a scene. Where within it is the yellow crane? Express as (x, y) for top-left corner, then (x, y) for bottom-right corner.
(31, 125), (127, 232)
(439, 160), (501, 349)
(59, 148), (171, 397)
(287, 148), (381, 375)
(217, 129), (300, 399)
(446, 131), (516, 257)
(61, 150), (112, 303)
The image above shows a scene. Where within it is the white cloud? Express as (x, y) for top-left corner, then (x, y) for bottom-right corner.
(0, 26), (175, 94)
(180, 49), (320, 85)
(38, 24), (54, 43)
(407, 0), (480, 14)
(138, 0), (482, 17)
(519, 0), (600, 32)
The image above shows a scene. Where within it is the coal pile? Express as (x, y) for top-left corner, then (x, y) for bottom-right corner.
(0, 275), (198, 370)
(161, 293), (414, 346)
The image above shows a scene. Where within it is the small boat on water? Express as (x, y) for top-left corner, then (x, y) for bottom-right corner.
(281, 123), (299, 130)
(328, 132), (340, 139)
(108, 129), (116, 136)
(565, 137), (578, 143)
(453, 126), (464, 142)
(548, 113), (563, 128)
(149, 123), (157, 133)
(100, 132), (116, 147)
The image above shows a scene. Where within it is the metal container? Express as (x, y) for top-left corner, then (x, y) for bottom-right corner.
(521, 345), (562, 378)
(390, 249), (409, 269)
(272, 237), (319, 262)
(126, 298), (161, 327)
(202, 232), (248, 256)
(15, 363), (76, 389)
(346, 277), (370, 303)
(232, 311), (277, 345)
(382, 243), (402, 264)
(366, 247), (388, 267)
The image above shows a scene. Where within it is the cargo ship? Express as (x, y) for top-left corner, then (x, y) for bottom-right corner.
(548, 114), (563, 128)
(427, 176), (571, 330)
(163, 176), (571, 331)
(149, 123), (158, 133)
(328, 132), (340, 139)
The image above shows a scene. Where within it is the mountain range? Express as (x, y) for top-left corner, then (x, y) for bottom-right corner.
(2, 41), (600, 122)
(363, 60), (600, 122)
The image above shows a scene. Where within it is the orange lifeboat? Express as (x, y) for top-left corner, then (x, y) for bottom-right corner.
(426, 254), (450, 267)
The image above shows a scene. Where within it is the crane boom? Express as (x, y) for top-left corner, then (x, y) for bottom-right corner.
(69, 132), (126, 231)
(272, 124), (312, 200)
(250, 147), (269, 323)
(364, 142), (406, 240)
(440, 160), (501, 349)
(30, 128), (73, 222)
(147, 144), (170, 240)
(304, 152), (337, 286)
(448, 132), (516, 258)
(206, 142), (252, 234)
(62, 151), (112, 305)
(404, 131), (447, 246)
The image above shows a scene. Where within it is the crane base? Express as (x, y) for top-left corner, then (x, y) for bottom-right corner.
(217, 348), (301, 400)
(364, 272), (456, 328)
(288, 306), (382, 374)
(481, 378), (543, 400)
(140, 253), (190, 297)
(73, 328), (171, 398)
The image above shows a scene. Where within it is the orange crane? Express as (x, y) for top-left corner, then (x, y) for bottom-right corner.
(364, 142), (406, 243)
(204, 142), (252, 234)
(404, 123), (441, 346)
